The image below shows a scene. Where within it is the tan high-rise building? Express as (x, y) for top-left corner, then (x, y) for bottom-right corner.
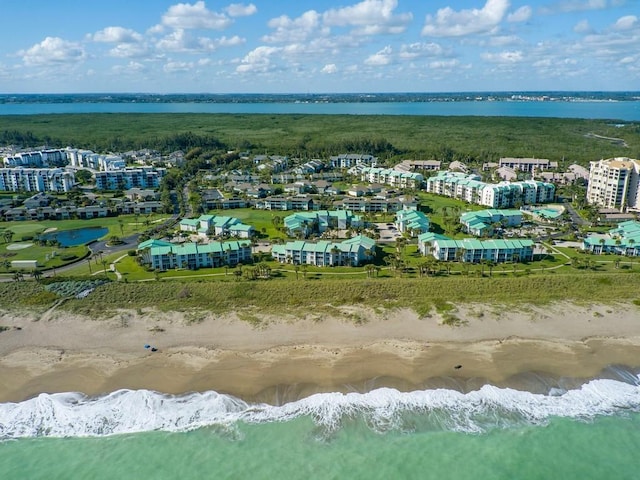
(586, 157), (640, 211)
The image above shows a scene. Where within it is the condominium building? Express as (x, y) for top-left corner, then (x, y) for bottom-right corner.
(283, 210), (362, 237)
(459, 209), (522, 237)
(498, 157), (558, 172)
(94, 167), (167, 190)
(179, 214), (254, 239)
(330, 154), (377, 169)
(3, 149), (68, 168)
(138, 239), (252, 270)
(394, 209), (430, 236)
(583, 220), (640, 256)
(586, 157), (640, 211)
(271, 235), (376, 267)
(360, 167), (424, 189)
(417, 232), (534, 263)
(0, 168), (75, 193)
(426, 171), (555, 208)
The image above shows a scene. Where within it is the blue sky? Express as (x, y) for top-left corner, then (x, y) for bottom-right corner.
(1, 0), (638, 93)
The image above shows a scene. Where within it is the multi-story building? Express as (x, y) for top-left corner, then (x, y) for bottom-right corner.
(330, 153), (377, 169)
(3, 149), (68, 167)
(284, 210), (362, 237)
(417, 232), (534, 263)
(179, 215), (254, 239)
(0, 168), (75, 193)
(271, 235), (376, 267)
(498, 157), (558, 172)
(459, 209), (523, 237)
(426, 171), (555, 208)
(586, 158), (640, 211)
(394, 209), (430, 236)
(360, 167), (424, 189)
(94, 167), (167, 190)
(138, 239), (252, 270)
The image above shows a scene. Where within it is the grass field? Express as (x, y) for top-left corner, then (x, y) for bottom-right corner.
(1, 114), (638, 164)
(3, 272), (640, 319)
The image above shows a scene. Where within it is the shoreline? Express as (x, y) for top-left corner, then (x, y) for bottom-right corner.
(1, 302), (640, 403)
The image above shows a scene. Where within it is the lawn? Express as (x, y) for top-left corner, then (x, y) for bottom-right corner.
(0, 242), (88, 272)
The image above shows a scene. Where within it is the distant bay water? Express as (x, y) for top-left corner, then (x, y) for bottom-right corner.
(1, 100), (640, 121)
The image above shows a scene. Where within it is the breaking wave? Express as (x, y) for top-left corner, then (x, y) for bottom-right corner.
(2, 375), (640, 439)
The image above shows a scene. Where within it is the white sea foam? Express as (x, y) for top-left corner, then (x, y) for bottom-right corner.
(2, 377), (639, 439)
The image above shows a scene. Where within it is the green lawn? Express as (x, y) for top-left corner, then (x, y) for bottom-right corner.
(202, 208), (287, 239)
(0, 242), (88, 272)
(0, 213), (170, 241)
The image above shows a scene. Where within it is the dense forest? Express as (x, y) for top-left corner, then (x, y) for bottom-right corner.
(1, 114), (639, 167)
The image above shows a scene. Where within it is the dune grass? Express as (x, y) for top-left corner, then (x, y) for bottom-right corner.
(3, 272), (639, 317)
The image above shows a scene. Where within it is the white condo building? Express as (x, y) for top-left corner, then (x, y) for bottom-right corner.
(0, 168), (75, 193)
(426, 171), (555, 208)
(586, 157), (640, 212)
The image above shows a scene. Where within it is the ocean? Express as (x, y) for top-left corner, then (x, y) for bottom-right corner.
(2, 374), (640, 479)
(0, 100), (640, 121)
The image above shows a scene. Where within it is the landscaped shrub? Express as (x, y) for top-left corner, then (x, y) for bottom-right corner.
(21, 235), (34, 241)
(127, 249), (137, 256)
(61, 254), (77, 261)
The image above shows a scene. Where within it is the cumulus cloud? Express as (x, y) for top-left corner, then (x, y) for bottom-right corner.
(163, 60), (195, 73)
(323, 0), (412, 35)
(488, 35), (523, 46)
(109, 43), (150, 58)
(573, 19), (593, 33)
(93, 26), (143, 43)
(507, 6), (532, 22)
(398, 42), (447, 59)
(481, 50), (524, 63)
(540, 0), (615, 14)
(20, 37), (86, 66)
(422, 0), (510, 37)
(225, 3), (257, 17)
(321, 63), (338, 74)
(429, 59), (461, 70)
(263, 11), (324, 43)
(156, 29), (242, 53)
(236, 45), (280, 73)
(161, 1), (232, 30)
(364, 45), (393, 66)
(613, 15), (637, 30)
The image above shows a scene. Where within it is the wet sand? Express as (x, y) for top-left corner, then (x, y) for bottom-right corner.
(1, 302), (639, 403)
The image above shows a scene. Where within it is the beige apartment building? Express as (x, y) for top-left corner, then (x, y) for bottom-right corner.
(586, 157), (640, 211)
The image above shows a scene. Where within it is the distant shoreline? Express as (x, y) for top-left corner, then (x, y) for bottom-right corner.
(1, 301), (639, 404)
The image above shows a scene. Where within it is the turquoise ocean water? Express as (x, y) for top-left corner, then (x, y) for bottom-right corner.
(2, 375), (640, 479)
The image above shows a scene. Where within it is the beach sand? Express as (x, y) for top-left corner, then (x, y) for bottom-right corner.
(1, 302), (639, 403)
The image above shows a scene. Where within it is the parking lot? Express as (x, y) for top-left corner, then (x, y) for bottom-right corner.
(375, 222), (403, 243)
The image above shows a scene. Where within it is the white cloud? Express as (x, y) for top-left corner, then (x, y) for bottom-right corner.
(613, 15), (637, 31)
(225, 3), (257, 17)
(161, 1), (232, 30)
(93, 26), (143, 43)
(573, 19), (593, 33)
(20, 37), (86, 66)
(156, 29), (242, 52)
(488, 35), (523, 46)
(164, 60), (194, 73)
(323, 0), (412, 35)
(112, 61), (147, 74)
(109, 43), (150, 58)
(429, 59), (460, 69)
(321, 63), (338, 74)
(540, 0), (614, 14)
(263, 11), (324, 43)
(236, 46), (280, 73)
(481, 50), (524, 63)
(398, 42), (446, 59)
(364, 45), (393, 66)
(507, 6), (532, 22)
(422, 0), (510, 37)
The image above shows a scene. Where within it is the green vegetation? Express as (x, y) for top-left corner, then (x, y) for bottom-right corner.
(1, 114), (638, 165)
(1, 273), (638, 317)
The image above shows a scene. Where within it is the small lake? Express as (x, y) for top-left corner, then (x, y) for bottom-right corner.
(41, 227), (108, 247)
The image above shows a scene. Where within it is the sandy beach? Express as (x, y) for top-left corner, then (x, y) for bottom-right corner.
(1, 302), (640, 403)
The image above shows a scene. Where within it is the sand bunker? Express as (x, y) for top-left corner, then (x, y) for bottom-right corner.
(6, 243), (33, 251)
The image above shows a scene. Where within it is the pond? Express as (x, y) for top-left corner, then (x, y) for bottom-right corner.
(40, 227), (109, 247)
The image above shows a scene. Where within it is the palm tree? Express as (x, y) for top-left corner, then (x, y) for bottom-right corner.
(3, 230), (14, 244)
(365, 263), (376, 278)
(13, 271), (24, 282)
(31, 270), (42, 283)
